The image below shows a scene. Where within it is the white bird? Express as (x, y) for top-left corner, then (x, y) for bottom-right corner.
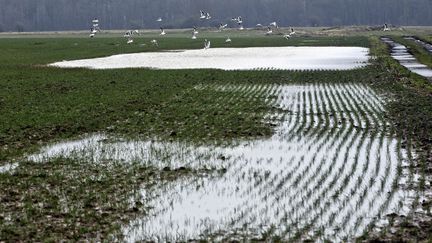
(124, 30), (139, 43)
(269, 21), (278, 28)
(193, 26), (199, 34)
(219, 23), (228, 30)
(239, 25), (244, 30)
(204, 39), (211, 49)
(231, 16), (243, 24)
(383, 23), (391, 31)
(192, 32), (197, 39)
(266, 26), (273, 35)
(124, 30), (132, 37)
(206, 12), (212, 20)
(289, 27), (296, 35)
(90, 18), (100, 37)
(256, 24), (263, 28)
(284, 27), (296, 38)
(156, 17), (162, 22)
(151, 39), (158, 46)
(160, 27), (166, 35)
(200, 10), (207, 19)
(225, 36), (232, 43)
(200, 10), (211, 20)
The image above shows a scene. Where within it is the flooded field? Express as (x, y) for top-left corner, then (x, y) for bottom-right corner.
(28, 82), (417, 241)
(382, 37), (432, 78)
(49, 46), (369, 71)
(404, 36), (432, 54)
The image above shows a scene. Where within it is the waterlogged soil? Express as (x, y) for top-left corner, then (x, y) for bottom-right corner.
(49, 46), (369, 71)
(26, 83), (420, 241)
(404, 36), (432, 55)
(381, 37), (432, 78)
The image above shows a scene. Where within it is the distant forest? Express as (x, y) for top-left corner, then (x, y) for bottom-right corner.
(1, 0), (432, 32)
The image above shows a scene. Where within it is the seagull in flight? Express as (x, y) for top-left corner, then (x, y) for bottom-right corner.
(160, 27), (166, 35)
(219, 23), (228, 31)
(192, 31), (197, 39)
(231, 16), (243, 24)
(193, 26), (199, 34)
(200, 10), (211, 20)
(200, 10), (207, 19)
(204, 39), (211, 49)
(124, 30), (138, 44)
(151, 39), (158, 46)
(156, 17), (162, 22)
(269, 22), (278, 28)
(89, 18), (100, 37)
(284, 27), (296, 38)
(266, 26), (273, 35)
(225, 36), (232, 43)
(383, 23), (391, 31)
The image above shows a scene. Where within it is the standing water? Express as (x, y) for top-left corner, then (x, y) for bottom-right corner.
(382, 37), (432, 78)
(29, 83), (417, 241)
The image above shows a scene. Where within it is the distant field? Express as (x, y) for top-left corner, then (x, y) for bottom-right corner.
(0, 28), (431, 241)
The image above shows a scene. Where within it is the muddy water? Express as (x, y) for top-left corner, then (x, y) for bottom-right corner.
(382, 37), (432, 78)
(49, 46), (369, 71)
(29, 83), (415, 241)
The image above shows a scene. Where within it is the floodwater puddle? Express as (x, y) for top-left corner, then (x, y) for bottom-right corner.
(28, 83), (416, 241)
(0, 162), (18, 174)
(382, 37), (432, 78)
(404, 36), (432, 54)
(49, 46), (369, 71)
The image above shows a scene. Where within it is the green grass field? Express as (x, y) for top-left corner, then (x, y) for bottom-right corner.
(0, 28), (431, 241)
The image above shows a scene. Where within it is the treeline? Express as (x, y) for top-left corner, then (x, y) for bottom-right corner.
(0, 0), (432, 32)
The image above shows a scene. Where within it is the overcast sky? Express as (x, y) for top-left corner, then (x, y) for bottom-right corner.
(1, 0), (431, 32)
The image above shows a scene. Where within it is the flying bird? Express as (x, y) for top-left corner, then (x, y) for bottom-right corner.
(160, 27), (166, 35)
(204, 39), (211, 49)
(89, 18), (100, 37)
(193, 26), (199, 34)
(225, 36), (232, 43)
(206, 12), (212, 20)
(200, 10), (211, 20)
(151, 39), (158, 46)
(269, 22), (278, 28)
(383, 23), (391, 31)
(219, 23), (228, 30)
(232, 16), (243, 24)
(156, 17), (162, 22)
(266, 26), (273, 35)
(284, 27), (296, 38)
(124, 30), (139, 44)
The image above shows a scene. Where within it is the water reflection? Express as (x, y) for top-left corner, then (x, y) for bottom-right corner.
(382, 37), (432, 78)
(29, 83), (414, 241)
(49, 47), (369, 71)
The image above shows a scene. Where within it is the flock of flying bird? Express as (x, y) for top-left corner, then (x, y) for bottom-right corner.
(89, 11), (392, 48)
(89, 10), (297, 49)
